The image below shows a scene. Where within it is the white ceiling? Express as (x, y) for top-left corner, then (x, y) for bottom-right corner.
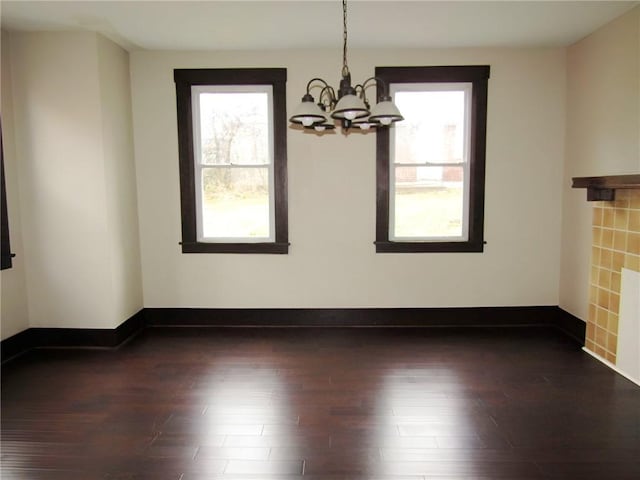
(1, 1), (638, 52)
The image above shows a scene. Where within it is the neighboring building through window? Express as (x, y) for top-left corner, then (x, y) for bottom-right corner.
(375, 66), (490, 253)
(174, 68), (289, 254)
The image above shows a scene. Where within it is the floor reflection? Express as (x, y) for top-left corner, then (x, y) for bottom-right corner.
(191, 355), (303, 475)
(375, 367), (487, 476)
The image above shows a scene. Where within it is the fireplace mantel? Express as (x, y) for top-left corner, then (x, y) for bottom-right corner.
(572, 174), (640, 201)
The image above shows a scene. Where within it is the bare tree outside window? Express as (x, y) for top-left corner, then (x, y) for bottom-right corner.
(197, 92), (271, 239)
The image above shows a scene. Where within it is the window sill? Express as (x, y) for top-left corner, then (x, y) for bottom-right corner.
(375, 240), (484, 253)
(181, 242), (290, 254)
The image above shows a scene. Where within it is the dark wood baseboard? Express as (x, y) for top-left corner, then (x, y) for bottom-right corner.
(2, 306), (585, 363)
(144, 306), (560, 327)
(1, 309), (145, 363)
(114, 309), (146, 345)
(552, 307), (586, 345)
(0, 328), (35, 364)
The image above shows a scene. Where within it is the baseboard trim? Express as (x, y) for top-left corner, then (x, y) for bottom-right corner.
(113, 309), (146, 346)
(2, 306), (585, 363)
(0, 328), (36, 363)
(552, 308), (586, 346)
(144, 306), (562, 327)
(1, 309), (145, 363)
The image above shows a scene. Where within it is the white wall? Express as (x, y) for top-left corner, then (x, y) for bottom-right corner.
(560, 7), (640, 320)
(131, 47), (566, 309)
(5, 31), (142, 330)
(1, 31), (30, 340)
(97, 35), (144, 326)
(10, 31), (113, 328)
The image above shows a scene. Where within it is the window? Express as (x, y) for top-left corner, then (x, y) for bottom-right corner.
(1, 123), (12, 270)
(375, 66), (490, 253)
(174, 68), (288, 254)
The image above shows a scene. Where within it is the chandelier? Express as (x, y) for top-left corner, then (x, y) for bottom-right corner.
(289, 0), (403, 132)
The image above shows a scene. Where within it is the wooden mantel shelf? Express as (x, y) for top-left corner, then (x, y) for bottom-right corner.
(572, 174), (640, 201)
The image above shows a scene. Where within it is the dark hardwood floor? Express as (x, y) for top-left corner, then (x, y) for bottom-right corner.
(2, 326), (639, 479)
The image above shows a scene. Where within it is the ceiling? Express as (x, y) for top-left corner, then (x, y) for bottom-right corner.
(1, 1), (638, 52)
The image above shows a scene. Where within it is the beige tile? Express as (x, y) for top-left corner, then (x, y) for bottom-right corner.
(587, 320), (596, 340)
(603, 208), (615, 228)
(597, 289), (610, 310)
(608, 312), (619, 334)
(593, 207), (604, 226)
(611, 272), (622, 292)
(624, 254), (640, 272)
(596, 304), (609, 326)
(586, 339), (595, 351)
(628, 233), (640, 255)
(592, 226), (602, 245)
(601, 228), (614, 249)
(607, 333), (618, 356)
(610, 293), (620, 314)
(592, 246), (601, 266)
(629, 192), (640, 209)
(595, 344), (607, 358)
(604, 351), (616, 364)
(629, 210), (640, 233)
(598, 268), (611, 290)
(595, 327), (607, 347)
(590, 268), (599, 287)
(589, 286), (598, 305)
(612, 251), (625, 272)
(613, 230), (627, 251)
(614, 209), (629, 230)
(600, 249), (613, 269)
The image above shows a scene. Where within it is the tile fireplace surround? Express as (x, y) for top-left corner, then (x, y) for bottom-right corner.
(586, 189), (640, 363)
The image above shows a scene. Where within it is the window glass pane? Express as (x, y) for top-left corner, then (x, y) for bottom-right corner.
(393, 165), (464, 239)
(201, 167), (270, 239)
(394, 90), (465, 164)
(198, 92), (270, 165)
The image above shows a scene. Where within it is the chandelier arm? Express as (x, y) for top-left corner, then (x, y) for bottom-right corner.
(319, 85), (338, 109)
(361, 76), (392, 101)
(353, 84), (370, 110)
(305, 77), (331, 94)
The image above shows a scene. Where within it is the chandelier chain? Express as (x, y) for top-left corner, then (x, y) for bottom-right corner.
(289, 0), (403, 130)
(342, 0), (349, 76)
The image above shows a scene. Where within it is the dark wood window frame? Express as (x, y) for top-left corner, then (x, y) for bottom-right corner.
(174, 68), (289, 254)
(1, 122), (13, 270)
(375, 65), (490, 253)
